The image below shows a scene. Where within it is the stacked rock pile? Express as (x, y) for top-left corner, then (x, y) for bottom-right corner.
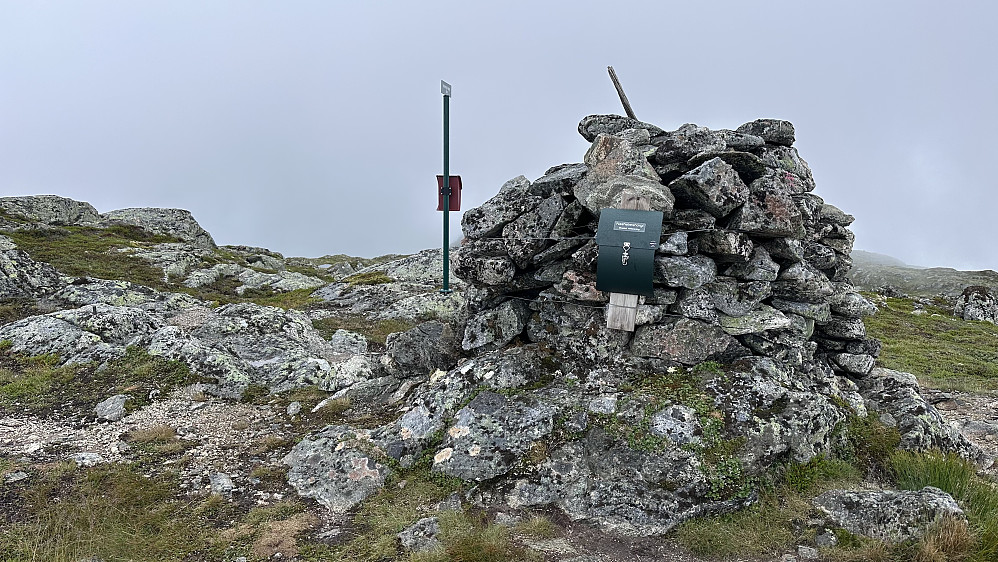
(455, 114), (879, 376)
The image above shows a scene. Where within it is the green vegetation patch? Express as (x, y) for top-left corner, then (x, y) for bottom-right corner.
(890, 451), (998, 562)
(863, 294), (998, 391)
(0, 462), (220, 562)
(312, 314), (415, 347)
(677, 455), (863, 557)
(0, 346), (201, 416)
(0, 298), (45, 325)
(5, 226), (174, 289)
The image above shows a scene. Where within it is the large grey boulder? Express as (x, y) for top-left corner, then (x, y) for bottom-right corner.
(954, 285), (998, 324)
(573, 134), (673, 216)
(578, 114), (664, 142)
(530, 163), (587, 197)
(0, 243), (65, 299)
(382, 321), (461, 378)
(0, 195), (102, 227)
(630, 318), (750, 365)
(668, 158), (749, 218)
(0, 303), (164, 364)
(813, 487), (965, 542)
(462, 299), (530, 351)
(736, 119), (795, 146)
(283, 425), (390, 513)
(856, 368), (990, 467)
(101, 207), (216, 249)
(432, 391), (556, 481)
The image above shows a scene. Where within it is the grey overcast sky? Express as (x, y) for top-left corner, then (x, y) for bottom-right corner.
(1, 1), (996, 270)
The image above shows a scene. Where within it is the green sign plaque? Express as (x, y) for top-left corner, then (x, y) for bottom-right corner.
(595, 209), (663, 297)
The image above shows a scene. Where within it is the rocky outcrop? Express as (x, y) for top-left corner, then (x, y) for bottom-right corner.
(813, 487), (965, 542)
(856, 368), (989, 466)
(0, 235), (66, 299)
(954, 285), (998, 324)
(102, 207), (217, 249)
(0, 195), (102, 228)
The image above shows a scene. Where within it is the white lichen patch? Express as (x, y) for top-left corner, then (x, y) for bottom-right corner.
(447, 425), (470, 439)
(433, 447), (454, 464)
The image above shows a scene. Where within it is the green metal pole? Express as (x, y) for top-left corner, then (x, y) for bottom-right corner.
(441, 89), (451, 293)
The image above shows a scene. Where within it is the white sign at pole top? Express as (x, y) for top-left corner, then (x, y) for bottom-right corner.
(441, 80), (452, 96)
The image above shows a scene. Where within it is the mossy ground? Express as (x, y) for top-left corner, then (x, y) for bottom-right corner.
(0, 344), (202, 417)
(1, 224), (330, 311)
(312, 314), (416, 348)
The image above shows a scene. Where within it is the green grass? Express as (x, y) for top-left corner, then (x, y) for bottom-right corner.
(0, 462), (221, 562)
(863, 294), (998, 391)
(0, 298), (45, 325)
(0, 345), (201, 416)
(312, 314), (415, 347)
(890, 451), (998, 562)
(677, 456), (863, 557)
(4, 225), (326, 311)
(5, 226), (174, 290)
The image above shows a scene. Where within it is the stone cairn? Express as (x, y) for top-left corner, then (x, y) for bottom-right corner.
(454, 115), (879, 375)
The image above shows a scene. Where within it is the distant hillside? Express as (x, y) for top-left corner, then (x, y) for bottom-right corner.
(850, 249), (998, 298)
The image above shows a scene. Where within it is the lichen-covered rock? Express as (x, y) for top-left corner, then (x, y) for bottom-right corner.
(723, 247), (779, 282)
(462, 299), (530, 351)
(719, 305), (792, 336)
(283, 425), (390, 513)
(461, 176), (542, 240)
(0, 246), (65, 299)
(0, 303), (163, 364)
(102, 207), (216, 249)
(0, 195), (102, 227)
(736, 119), (795, 147)
(432, 391), (556, 481)
(530, 163), (587, 197)
(578, 114), (664, 143)
(727, 190), (804, 239)
(668, 158), (749, 218)
(184, 263), (325, 295)
(813, 487), (965, 542)
(453, 239), (517, 286)
(697, 231), (754, 263)
(397, 517), (442, 553)
(503, 194), (566, 269)
(383, 321), (460, 378)
(630, 318), (750, 364)
(856, 368), (989, 467)
(828, 289), (877, 318)
(771, 262), (834, 303)
(575, 174), (675, 218)
(573, 134), (673, 216)
(654, 256), (717, 289)
(954, 285), (998, 324)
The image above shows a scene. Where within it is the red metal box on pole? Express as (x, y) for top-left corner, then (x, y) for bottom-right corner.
(436, 175), (462, 211)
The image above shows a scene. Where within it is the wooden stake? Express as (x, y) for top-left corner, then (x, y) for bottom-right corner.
(607, 66), (637, 120)
(605, 189), (650, 332)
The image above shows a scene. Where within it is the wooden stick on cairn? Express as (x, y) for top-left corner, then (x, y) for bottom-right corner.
(607, 66), (637, 119)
